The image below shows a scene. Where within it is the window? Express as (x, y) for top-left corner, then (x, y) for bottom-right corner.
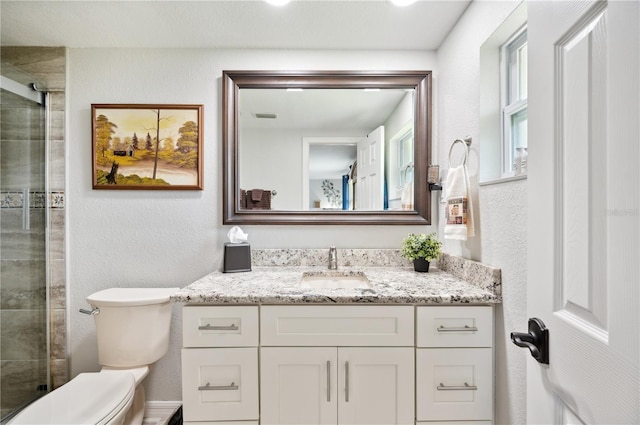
(501, 28), (528, 176)
(397, 128), (414, 188)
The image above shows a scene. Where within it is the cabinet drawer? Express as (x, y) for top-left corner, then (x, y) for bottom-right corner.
(416, 348), (493, 421)
(261, 305), (414, 346)
(183, 306), (258, 347)
(417, 306), (493, 348)
(182, 348), (259, 422)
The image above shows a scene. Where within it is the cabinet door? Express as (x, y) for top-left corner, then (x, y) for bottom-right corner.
(338, 347), (414, 425)
(261, 347), (338, 425)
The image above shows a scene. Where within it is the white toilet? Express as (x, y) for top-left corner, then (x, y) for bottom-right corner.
(9, 287), (178, 425)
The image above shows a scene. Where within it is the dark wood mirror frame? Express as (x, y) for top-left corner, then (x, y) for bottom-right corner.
(222, 70), (432, 225)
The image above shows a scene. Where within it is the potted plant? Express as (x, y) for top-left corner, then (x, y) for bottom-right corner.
(401, 232), (442, 272)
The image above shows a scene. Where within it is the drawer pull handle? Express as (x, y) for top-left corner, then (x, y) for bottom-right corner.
(198, 323), (239, 331)
(437, 382), (478, 391)
(198, 382), (239, 391)
(437, 325), (478, 332)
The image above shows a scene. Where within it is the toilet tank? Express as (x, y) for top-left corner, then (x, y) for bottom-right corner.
(87, 287), (179, 368)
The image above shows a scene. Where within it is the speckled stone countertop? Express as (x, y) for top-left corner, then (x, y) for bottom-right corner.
(171, 249), (501, 305)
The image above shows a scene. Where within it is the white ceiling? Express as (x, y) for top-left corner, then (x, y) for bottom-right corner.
(240, 88), (409, 129)
(1, 0), (470, 50)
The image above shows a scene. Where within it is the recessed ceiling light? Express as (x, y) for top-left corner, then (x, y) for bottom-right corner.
(388, 0), (417, 6)
(264, 0), (291, 6)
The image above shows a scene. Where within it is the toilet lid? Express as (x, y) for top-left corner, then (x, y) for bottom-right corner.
(10, 372), (135, 425)
(87, 287), (179, 307)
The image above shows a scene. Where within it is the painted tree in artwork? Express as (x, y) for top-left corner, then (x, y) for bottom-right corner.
(145, 132), (153, 151)
(131, 132), (139, 150)
(174, 120), (198, 169)
(163, 137), (175, 153)
(95, 114), (118, 164)
(177, 121), (198, 153)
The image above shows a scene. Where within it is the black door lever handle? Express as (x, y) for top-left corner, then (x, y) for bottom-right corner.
(510, 318), (549, 365)
(511, 331), (541, 359)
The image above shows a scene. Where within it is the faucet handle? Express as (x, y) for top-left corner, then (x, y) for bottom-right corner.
(328, 246), (338, 269)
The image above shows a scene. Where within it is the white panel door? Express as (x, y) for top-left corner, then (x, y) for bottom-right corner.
(338, 347), (414, 425)
(355, 125), (385, 210)
(261, 347), (337, 425)
(527, 1), (639, 423)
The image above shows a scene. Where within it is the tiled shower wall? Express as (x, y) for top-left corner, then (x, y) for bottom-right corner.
(1, 47), (67, 414)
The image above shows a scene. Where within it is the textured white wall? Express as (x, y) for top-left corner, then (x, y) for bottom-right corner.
(436, 1), (527, 424)
(67, 48), (438, 401)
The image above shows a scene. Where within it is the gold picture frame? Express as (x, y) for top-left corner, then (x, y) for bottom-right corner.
(92, 104), (203, 190)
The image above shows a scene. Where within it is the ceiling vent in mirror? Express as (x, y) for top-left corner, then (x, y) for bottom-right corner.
(254, 113), (278, 119)
(264, 0), (290, 6)
(388, 0), (417, 6)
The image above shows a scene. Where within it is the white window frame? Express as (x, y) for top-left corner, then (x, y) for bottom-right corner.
(501, 26), (528, 177)
(397, 127), (414, 189)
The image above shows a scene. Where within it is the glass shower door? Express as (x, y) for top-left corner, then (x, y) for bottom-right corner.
(0, 72), (49, 420)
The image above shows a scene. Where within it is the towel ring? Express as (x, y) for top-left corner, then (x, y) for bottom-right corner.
(448, 136), (472, 168)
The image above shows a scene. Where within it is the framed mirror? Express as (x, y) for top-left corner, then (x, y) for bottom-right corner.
(222, 70), (432, 225)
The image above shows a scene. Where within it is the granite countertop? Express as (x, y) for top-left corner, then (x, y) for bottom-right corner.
(171, 264), (500, 305)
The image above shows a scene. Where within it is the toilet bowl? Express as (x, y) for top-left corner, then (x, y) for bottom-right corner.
(9, 287), (178, 425)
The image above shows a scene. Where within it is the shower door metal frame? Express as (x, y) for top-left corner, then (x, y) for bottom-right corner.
(0, 73), (52, 420)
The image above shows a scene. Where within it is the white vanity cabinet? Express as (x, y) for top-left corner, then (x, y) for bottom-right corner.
(416, 306), (494, 424)
(181, 304), (494, 425)
(260, 305), (415, 425)
(181, 306), (260, 424)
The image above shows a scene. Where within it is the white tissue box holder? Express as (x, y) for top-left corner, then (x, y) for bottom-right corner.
(223, 242), (251, 273)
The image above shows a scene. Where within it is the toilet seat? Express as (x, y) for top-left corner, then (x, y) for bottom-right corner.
(9, 372), (135, 425)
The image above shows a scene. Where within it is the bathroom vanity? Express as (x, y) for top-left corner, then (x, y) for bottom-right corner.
(172, 250), (500, 425)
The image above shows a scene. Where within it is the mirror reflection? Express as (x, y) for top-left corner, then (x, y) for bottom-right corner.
(238, 88), (415, 211)
(222, 70), (432, 225)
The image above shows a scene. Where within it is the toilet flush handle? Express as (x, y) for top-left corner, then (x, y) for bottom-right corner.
(79, 307), (100, 315)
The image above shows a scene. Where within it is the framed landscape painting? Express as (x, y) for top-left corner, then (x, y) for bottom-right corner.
(92, 104), (203, 190)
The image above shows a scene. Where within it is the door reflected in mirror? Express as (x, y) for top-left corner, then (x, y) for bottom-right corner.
(223, 70), (433, 225)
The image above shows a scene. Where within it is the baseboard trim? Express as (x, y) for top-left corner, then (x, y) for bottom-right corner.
(144, 401), (182, 424)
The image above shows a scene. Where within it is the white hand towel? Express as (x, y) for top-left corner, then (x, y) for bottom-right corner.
(444, 164), (475, 240)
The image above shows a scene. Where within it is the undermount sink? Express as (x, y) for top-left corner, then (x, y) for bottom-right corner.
(300, 271), (371, 289)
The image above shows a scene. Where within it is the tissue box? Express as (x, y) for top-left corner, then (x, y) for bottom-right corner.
(223, 242), (251, 273)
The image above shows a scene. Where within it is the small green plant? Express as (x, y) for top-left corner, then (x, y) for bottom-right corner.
(401, 233), (442, 262)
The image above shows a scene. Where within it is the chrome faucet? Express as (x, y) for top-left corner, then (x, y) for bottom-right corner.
(328, 246), (338, 269)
